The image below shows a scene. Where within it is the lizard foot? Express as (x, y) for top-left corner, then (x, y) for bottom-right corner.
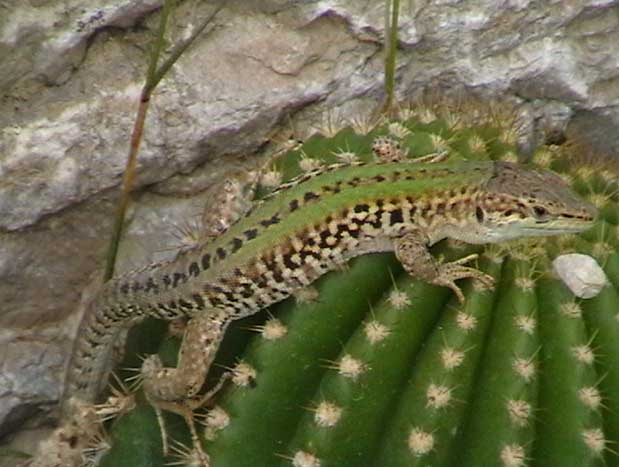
(395, 233), (494, 304)
(434, 254), (495, 303)
(142, 354), (231, 464)
(372, 136), (406, 162)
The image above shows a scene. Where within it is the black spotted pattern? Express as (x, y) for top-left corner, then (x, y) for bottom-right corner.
(188, 262), (200, 278)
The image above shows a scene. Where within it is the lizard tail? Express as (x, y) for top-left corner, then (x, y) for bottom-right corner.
(61, 292), (142, 416)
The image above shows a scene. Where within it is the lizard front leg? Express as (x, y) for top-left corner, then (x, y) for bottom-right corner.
(394, 232), (494, 303)
(141, 309), (232, 465)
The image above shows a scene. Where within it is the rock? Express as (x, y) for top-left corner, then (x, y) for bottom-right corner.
(0, 328), (67, 438)
(553, 253), (608, 299)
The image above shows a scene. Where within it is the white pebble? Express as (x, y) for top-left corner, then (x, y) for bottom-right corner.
(552, 254), (607, 299)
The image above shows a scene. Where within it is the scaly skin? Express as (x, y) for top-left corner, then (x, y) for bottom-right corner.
(44, 157), (596, 467)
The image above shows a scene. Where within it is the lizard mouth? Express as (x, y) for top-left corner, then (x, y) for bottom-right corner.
(521, 223), (592, 235)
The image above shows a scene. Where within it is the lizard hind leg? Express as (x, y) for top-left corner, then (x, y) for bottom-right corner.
(394, 232), (494, 303)
(140, 309), (232, 465)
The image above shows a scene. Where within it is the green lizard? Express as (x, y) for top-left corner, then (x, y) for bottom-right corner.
(36, 143), (597, 466)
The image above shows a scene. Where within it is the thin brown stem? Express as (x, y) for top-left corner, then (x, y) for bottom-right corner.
(103, 1), (223, 280)
(381, 0), (400, 116)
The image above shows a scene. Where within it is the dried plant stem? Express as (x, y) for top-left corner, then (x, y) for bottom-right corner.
(381, 0), (400, 115)
(104, 1), (223, 280)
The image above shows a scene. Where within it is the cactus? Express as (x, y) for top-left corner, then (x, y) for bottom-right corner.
(97, 103), (619, 467)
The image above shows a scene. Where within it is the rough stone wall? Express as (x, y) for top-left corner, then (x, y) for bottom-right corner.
(0, 0), (617, 450)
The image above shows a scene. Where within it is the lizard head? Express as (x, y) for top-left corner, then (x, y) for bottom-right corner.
(474, 161), (597, 242)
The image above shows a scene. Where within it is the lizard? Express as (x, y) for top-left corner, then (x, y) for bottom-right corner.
(33, 143), (597, 466)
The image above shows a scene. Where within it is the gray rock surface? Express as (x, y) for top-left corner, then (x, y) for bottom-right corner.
(1, 0), (618, 450)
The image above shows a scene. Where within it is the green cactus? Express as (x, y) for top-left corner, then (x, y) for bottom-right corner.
(98, 104), (619, 467)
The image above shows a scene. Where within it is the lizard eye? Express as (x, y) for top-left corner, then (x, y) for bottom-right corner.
(476, 207), (485, 223)
(533, 206), (549, 220)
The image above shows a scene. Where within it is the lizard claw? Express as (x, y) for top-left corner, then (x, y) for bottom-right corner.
(435, 260), (495, 304)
